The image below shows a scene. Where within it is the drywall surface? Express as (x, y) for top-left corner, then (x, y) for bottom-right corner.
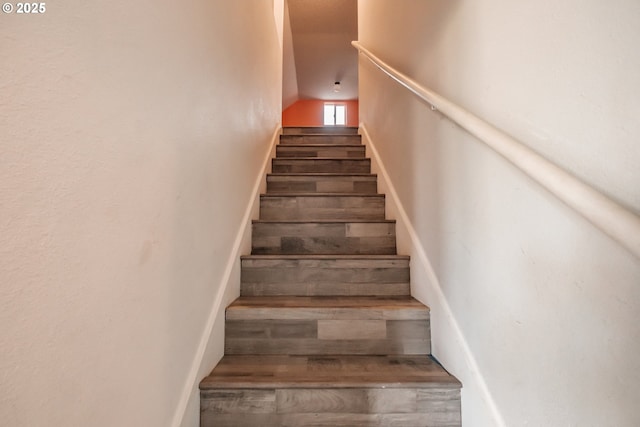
(0, 1), (281, 426)
(282, 0), (299, 109)
(283, 99), (359, 127)
(358, 1), (640, 426)
(288, 0), (358, 100)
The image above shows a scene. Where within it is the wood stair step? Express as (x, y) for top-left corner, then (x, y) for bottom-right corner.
(200, 355), (460, 426)
(276, 144), (366, 158)
(266, 173), (378, 194)
(241, 255), (410, 296)
(282, 126), (359, 135)
(201, 354), (460, 389)
(279, 134), (361, 145)
(200, 126), (462, 425)
(252, 220), (397, 255)
(226, 296), (428, 319)
(224, 296), (431, 356)
(260, 194), (385, 220)
(272, 157), (371, 173)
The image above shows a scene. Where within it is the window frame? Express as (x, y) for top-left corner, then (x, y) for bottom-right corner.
(323, 102), (347, 126)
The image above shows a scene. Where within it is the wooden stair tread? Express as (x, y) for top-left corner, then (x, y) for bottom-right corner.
(254, 220), (392, 224)
(282, 133), (358, 136)
(278, 143), (364, 147)
(228, 295), (427, 310)
(283, 126), (358, 129)
(276, 145), (365, 158)
(279, 142), (364, 150)
(241, 254), (410, 260)
(282, 132), (359, 136)
(261, 193), (384, 197)
(284, 132), (357, 134)
(268, 172), (376, 176)
(282, 128), (359, 135)
(275, 156), (368, 160)
(200, 355), (460, 389)
(266, 175), (378, 195)
(279, 137), (361, 142)
(272, 158), (371, 174)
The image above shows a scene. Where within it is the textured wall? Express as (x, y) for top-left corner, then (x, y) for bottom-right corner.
(0, 1), (281, 426)
(358, 1), (640, 426)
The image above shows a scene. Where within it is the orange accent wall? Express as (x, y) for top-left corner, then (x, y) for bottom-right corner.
(282, 99), (359, 127)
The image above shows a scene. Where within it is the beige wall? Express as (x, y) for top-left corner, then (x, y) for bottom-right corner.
(358, 1), (640, 426)
(0, 1), (281, 426)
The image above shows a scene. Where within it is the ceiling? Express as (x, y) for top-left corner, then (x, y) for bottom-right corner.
(287, 0), (358, 100)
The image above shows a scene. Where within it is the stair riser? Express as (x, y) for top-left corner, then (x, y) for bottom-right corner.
(201, 130), (462, 424)
(241, 258), (409, 297)
(201, 388), (461, 427)
(280, 135), (361, 145)
(276, 145), (366, 158)
(267, 175), (377, 194)
(272, 159), (370, 174)
(252, 222), (397, 255)
(260, 195), (385, 221)
(225, 319), (430, 355)
(242, 282), (410, 297)
(282, 127), (359, 135)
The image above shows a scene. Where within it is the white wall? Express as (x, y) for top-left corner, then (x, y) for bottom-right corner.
(282, 0), (300, 109)
(358, 1), (640, 426)
(0, 1), (282, 426)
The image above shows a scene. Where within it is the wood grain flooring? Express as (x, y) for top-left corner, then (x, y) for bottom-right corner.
(199, 127), (461, 426)
(201, 355), (461, 389)
(277, 144), (366, 158)
(272, 158), (371, 173)
(201, 355), (461, 426)
(240, 255), (410, 296)
(225, 296), (431, 355)
(282, 126), (359, 135)
(279, 135), (361, 145)
(260, 194), (386, 220)
(266, 173), (378, 194)
(251, 220), (397, 255)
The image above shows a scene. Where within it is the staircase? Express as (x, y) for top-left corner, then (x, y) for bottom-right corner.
(199, 127), (462, 426)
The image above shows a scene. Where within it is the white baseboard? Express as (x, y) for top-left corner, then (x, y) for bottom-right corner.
(171, 127), (280, 427)
(360, 123), (506, 427)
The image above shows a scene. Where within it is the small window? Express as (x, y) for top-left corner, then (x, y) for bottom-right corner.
(324, 103), (346, 126)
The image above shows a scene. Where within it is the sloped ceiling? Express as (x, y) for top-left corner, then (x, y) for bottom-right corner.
(287, 0), (358, 100)
(282, 0), (299, 109)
